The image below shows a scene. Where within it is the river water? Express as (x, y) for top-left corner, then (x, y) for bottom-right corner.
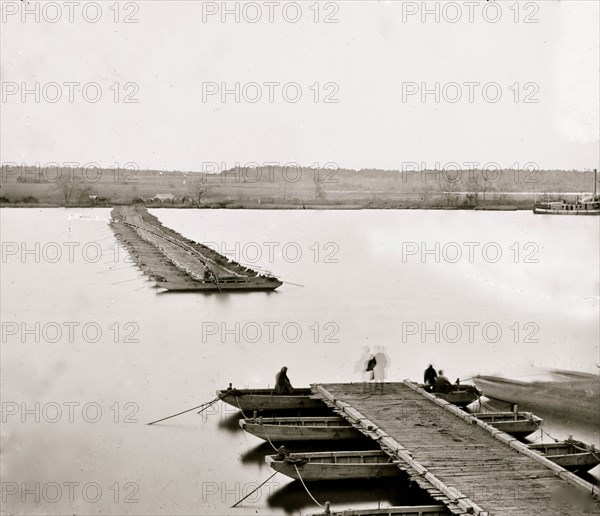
(1, 208), (598, 515)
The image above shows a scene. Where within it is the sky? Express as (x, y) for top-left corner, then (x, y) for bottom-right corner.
(1, 0), (599, 172)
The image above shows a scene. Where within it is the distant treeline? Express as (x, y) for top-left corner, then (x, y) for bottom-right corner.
(1, 164), (597, 209)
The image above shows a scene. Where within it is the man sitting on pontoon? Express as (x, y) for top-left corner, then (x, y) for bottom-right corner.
(275, 366), (294, 395)
(434, 370), (452, 391)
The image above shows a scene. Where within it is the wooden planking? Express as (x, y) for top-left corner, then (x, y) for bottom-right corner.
(313, 383), (600, 516)
(316, 395), (469, 515)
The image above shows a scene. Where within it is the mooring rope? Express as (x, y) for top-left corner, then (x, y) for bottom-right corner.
(234, 395), (250, 420)
(234, 396), (279, 452)
(532, 422), (560, 444)
(293, 464), (325, 508)
(479, 398), (500, 412)
(261, 424), (280, 452)
(529, 433), (543, 443)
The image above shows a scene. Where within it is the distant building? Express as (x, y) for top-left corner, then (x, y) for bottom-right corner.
(153, 193), (176, 202)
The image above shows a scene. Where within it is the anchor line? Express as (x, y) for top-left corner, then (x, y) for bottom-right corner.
(293, 464), (325, 509)
(134, 283), (154, 291)
(231, 462), (288, 508)
(196, 397), (222, 414)
(147, 394), (224, 425)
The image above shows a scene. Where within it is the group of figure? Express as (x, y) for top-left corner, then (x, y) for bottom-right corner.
(359, 346), (389, 381)
(423, 364), (453, 391)
(357, 346), (390, 392)
(273, 360), (454, 395)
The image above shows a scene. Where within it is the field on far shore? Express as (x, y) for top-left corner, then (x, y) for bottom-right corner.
(1, 166), (596, 210)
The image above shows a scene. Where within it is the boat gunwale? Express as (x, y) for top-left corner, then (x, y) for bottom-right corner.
(528, 439), (591, 451)
(311, 506), (450, 516)
(217, 388), (314, 397)
(241, 416), (350, 425)
(267, 450), (392, 461)
(472, 411), (542, 423)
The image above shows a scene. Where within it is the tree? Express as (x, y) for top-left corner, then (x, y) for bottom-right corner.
(494, 191), (508, 203)
(437, 174), (460, 207)
(78, 185), (92, 204)
(55, 175), (87, 205)
(466, 172), (481, 207)
(315, 176), (327, 201)
(187, 180), (209, 205)
(480, 171), (496, 202)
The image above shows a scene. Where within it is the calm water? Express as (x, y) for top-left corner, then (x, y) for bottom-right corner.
(1, 208), (598, 515)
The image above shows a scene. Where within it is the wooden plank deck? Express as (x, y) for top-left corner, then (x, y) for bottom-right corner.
(312, 382), (600, 516)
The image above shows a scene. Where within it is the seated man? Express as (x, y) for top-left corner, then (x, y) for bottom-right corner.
(273, 445), (289, 461)
(434, 370), (452, 391)
(274, 366), (294, 395)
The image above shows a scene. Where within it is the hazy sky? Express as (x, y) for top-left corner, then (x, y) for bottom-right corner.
(1, 0), (598, 172)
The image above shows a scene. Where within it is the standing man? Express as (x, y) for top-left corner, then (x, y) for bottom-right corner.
(424, 364), (437, 386)
(365, 350), (377, 381)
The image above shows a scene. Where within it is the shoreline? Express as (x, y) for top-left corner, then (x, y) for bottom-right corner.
(2, 167), (594, 212)
(0, 202), (524, 211)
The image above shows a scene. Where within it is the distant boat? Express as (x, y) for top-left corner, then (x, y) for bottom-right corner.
(533, 169), (600, 215)
(472, 375), (600, 425)
(424, 384), (481, 407)
(533, 198), (600, 215)
(217, 387), (323, 412)
(265, 450), (402, 481)
(239, 416), (364, 442)
(471, 411), (542, 438)
(528, 439), (600, 472)
(312, 505), (450, 516)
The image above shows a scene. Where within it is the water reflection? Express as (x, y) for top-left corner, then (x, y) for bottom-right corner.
(218, 411), (245, 433)
(240, 442), (275, 468)
(267, 477), (436, 514)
